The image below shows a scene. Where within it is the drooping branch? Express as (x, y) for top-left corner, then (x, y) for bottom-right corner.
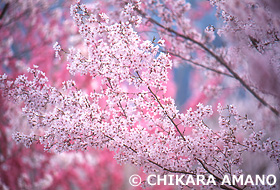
(0, 3), (9, 20)
(137, 10), (279, 116)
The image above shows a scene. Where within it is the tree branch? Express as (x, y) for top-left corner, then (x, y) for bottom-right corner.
(0, 3), (9, 20)
(137, 10), (279, 116)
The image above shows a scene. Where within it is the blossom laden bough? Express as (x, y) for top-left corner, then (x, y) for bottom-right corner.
(1, 0), (280, 189)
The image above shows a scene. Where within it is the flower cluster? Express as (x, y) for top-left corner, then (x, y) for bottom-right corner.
(1, 0), (280, 189)
(0, 0), (127, 189)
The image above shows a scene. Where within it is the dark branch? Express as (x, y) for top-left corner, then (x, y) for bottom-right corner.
(0, 3), (9, 20)
(137, 10), (279, 116)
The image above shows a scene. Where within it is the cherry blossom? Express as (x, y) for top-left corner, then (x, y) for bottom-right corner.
(1, 0), (279, 189)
